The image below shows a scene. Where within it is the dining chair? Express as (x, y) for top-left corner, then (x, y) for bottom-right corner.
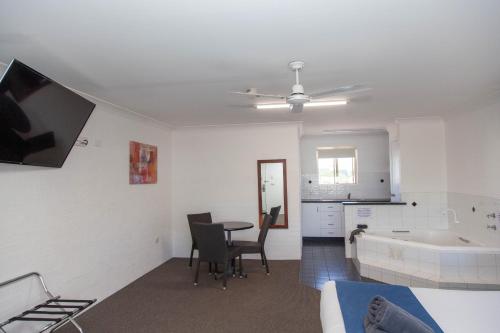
(187, 212), (212, 267)
(191, 223), (243, 290)
(269, 205), (281, 225)
(232, 214), (273, 274)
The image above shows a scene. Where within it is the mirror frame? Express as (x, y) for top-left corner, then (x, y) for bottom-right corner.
(257, 159), (288, 229)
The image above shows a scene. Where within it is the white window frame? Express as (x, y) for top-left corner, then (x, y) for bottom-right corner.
(317, 147), (357, 185)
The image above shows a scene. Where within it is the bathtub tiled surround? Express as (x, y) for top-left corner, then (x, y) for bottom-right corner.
(341, 190), (500, 289)
(344, 192), (448, 258)
(355, 234), (500, 289)
(301, 171), (391, 200)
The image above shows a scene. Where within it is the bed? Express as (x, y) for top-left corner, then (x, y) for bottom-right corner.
(320, 281), (500, 333)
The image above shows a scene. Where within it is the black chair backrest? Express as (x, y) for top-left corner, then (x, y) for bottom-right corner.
(187, 212), (212, 224)
(191, 223), (227, 263)
(269, 206), (281, 225)
(258, 214), (273, 245)
(187, 212), (212, 244)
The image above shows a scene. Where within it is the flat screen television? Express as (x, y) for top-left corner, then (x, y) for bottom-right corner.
(0, 59), (96, 168)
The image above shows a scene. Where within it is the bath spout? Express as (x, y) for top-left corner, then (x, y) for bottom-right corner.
(444, 208), (460, 224)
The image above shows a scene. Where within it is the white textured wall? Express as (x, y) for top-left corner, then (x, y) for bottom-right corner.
(445, 103), (500, 199)
(300, 132), (391, 199)
(445, 102), (500, 246)
(172, 123), (302, 260)
(0, 98), (172, 331)
(398, 119), (447, 193)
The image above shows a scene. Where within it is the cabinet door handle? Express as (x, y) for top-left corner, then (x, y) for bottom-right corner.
(328, 215), (333, 217)
(328, 206), (334, 208)
(317, 207), (319, 212)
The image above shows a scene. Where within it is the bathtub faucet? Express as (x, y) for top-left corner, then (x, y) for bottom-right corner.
(444, 208), (460, 224)
(487, 224), (497, 231)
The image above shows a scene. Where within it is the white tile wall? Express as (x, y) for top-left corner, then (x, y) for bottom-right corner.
(344, 192), (449, 257)
(301, 171), (391, 199)
(448, 192), (500, 247)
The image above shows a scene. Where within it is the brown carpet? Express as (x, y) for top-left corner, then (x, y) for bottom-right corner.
(57, 258), (322, 333)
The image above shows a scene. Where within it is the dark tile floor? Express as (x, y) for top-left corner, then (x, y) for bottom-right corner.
(300, 237), (374, 290)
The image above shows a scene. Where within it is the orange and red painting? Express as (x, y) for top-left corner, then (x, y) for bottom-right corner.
(129, 141), (157, 184)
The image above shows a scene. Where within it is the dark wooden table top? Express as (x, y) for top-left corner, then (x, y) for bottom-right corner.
(216, 221), (254, 231)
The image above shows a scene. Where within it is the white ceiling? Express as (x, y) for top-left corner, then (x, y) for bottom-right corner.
(1, 0), (500, 132)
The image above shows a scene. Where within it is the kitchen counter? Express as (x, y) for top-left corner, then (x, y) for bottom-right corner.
(301, 199), (406, 205)
(301, 199), (406, 238)
(342, 201), (406, 205)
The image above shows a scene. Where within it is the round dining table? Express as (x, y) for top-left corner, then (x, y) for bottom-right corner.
(216, 221), (254, 245)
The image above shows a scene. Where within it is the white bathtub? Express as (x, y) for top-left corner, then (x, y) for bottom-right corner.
(365, 230), (484, 248)
(354, 230), (500, 289)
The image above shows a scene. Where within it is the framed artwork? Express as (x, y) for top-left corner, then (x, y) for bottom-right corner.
(129, 141), (157, 184)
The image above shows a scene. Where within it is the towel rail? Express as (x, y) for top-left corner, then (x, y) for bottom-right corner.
(0, 272), (96, 333)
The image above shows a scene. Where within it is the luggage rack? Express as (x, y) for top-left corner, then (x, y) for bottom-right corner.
(0, 272), (96, 333)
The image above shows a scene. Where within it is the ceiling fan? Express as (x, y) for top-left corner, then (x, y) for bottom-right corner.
(231, 61), (370, 113)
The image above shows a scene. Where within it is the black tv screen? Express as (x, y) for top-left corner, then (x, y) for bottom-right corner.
(0, 59), (95, 167)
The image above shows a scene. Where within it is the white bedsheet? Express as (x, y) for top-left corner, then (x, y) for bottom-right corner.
(320, 281), (500, 333)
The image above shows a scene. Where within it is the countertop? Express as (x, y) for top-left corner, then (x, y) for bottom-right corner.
(301, 198), (406, 205)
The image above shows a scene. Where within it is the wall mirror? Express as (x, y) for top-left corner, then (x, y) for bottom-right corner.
(257, 159), (288, 229)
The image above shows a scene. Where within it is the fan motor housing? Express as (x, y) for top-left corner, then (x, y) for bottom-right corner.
(287, 93), (310, 105)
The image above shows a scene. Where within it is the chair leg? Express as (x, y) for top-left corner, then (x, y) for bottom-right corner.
(209, 262), (212, 275)
(260, 250), (265, 266)
(238, 255), (245, 278)
(222, 262), (228, 290)
(189, 244), (195, 267)
(194, 259), (201, 285)
(232, 258), (236, 277)
(263, 249), (270, 275)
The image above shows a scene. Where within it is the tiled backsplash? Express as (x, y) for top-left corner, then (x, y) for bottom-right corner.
(301, 171), (391, 199)
(344, 191), (500, 253)
(341, 192), (500, 243)
(344, 192), (449, 230)
(344, 192), (449, 258)
(448, 192), (500, 247)
(400, 192), (449, 230)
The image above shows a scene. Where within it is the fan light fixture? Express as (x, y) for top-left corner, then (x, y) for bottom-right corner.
(256, 100), (347, 110)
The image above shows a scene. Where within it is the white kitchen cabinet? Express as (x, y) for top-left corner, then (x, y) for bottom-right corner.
(301, 202), (344, 237)
(301, 203), (320, 237)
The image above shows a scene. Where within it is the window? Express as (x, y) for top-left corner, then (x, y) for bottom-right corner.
(317, 147), (357, 184)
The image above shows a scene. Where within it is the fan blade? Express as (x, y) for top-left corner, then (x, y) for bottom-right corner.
(348, 95), (373, 103)
(309, 85), (370, 98)
(226, 104), (255, 109)
(230, 91), (286, 99)
(289, 104), (303, 113)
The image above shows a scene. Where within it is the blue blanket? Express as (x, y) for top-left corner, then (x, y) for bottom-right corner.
(335, 280), (443, 333)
